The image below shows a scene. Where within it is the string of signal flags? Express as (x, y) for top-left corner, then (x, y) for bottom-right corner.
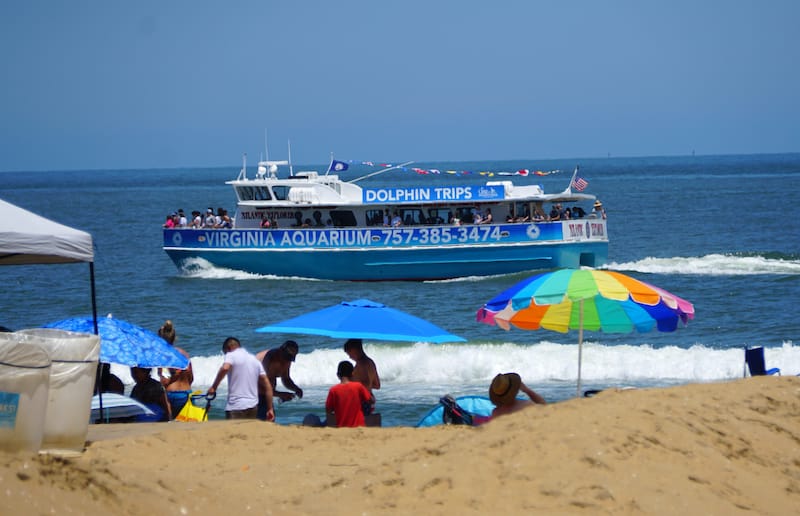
(327, 158), (562, 178)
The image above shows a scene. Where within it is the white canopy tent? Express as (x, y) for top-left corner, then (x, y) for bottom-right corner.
(0, 195), (98, 331)
(0, 198), (94, 265)
(0, 195), (98, 325)
(0, 196), (101, 395)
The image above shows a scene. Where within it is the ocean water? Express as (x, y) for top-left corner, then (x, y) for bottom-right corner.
(1, 153), (799, 427)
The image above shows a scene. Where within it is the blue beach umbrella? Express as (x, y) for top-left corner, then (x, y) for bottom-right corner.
(255, 298), (466, 343)
(44, 315), (189, 368)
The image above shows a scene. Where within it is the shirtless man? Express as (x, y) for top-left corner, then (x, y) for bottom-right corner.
(343, 339), (381, 394)
(256, 340), (303, 402)
(489, 372), (546, 419)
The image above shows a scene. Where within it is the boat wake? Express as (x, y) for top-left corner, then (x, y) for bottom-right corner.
(608, 253), (800, 276)
(176, 257), (322, 281)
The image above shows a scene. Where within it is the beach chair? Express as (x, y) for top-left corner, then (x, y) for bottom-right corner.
(744, 346), (781, 377)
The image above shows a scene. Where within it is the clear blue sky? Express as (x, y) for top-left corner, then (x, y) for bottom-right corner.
(1, 1), (798, 171)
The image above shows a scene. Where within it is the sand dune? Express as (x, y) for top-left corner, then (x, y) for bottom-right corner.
(1, 376), (799, 515)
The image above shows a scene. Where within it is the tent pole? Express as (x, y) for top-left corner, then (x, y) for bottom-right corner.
(577, 299), (584, 397)
(90, 262), (105, 422)
(90, 262), (98, 334)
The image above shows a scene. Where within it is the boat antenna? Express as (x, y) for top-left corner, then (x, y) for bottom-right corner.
(264, 128), (270, 162)
(350, 161), (415, 183)
(288, 139), (294, 176)
(566, 165), (579, 193)
(238, 153), (247, 180)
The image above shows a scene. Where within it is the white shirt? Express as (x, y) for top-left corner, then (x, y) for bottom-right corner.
(223, 347), (266, 411)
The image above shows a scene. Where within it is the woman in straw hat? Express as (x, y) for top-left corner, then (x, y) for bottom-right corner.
(592, 199), (606, 219)
(489, 372), (546, 419)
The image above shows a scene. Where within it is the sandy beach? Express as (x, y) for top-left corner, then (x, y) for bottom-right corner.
(2, 376), (798, 515)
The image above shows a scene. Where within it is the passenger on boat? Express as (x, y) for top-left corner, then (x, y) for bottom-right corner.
(203, 208), (216, 228)
(163, 214), (176, 228)
(177, 209), (187, 227)
(292, 211), (303, 227)
(472, 207), (483, 224)
(391, 211), (403, 227)
(260, 216), (271, 228)
(219, 209), (232, 228)
(313, 210), (325, 227)
(481, 208), (493, 224)
(592, 200), (606, 219)
(190, 211), (202, 228)
(383, 209), (390, 226)
(549, 204), (561, 221)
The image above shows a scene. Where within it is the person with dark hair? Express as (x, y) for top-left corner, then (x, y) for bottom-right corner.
(256, 340), (303, 403)
(95, 362), (124, 395)
(343, 339), (380, 396)
(325, 361), (374, 428)
(130, 366), (171, 422)
(208, 337), (274, 421)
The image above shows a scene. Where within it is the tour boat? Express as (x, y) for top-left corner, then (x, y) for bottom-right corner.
(162, 158), (608, 281)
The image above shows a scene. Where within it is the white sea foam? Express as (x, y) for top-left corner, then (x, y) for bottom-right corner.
(608, 254), (800, 276)
(111, 341), (799, 390)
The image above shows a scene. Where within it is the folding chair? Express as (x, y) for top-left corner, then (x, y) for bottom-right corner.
(744, 346), (781, 376)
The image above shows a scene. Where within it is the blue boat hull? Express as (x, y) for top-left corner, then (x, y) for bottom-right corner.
(163, 222), (608, 281)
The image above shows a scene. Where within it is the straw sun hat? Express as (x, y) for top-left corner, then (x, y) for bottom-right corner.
(594, 200), (603, 208)
(489, 373), (522, 406)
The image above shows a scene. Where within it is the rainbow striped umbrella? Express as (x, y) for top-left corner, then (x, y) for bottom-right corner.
(476, 269), (694, 395)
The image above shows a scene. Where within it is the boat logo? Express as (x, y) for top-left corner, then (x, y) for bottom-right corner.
(172, 233), (182, 246)
(526, 224), (540, 239)
(476, 186), (501, 199)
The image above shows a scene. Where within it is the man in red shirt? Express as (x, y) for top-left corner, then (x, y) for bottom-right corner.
(325, 361), (374, 428)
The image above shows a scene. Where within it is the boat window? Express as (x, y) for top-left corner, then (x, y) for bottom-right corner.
(254, 187), (272, 201)
(399, 208), (427, 225)
(366, 209), (385, 226)
(272, 185), (290, 201)
(237, 186), (255, 201)
(427, 208), (448, 225)
(455, 207), (475, 223)
(330, 210), (357, 227)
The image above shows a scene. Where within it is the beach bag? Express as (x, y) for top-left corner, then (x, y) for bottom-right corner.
(440, 395), (474, 426)
(175, 391), (208, 422)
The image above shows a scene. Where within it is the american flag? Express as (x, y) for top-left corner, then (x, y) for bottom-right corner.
(571, 176), (589, 191)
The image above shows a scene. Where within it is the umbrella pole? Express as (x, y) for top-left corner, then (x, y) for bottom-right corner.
(577, 299), (584, 397)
